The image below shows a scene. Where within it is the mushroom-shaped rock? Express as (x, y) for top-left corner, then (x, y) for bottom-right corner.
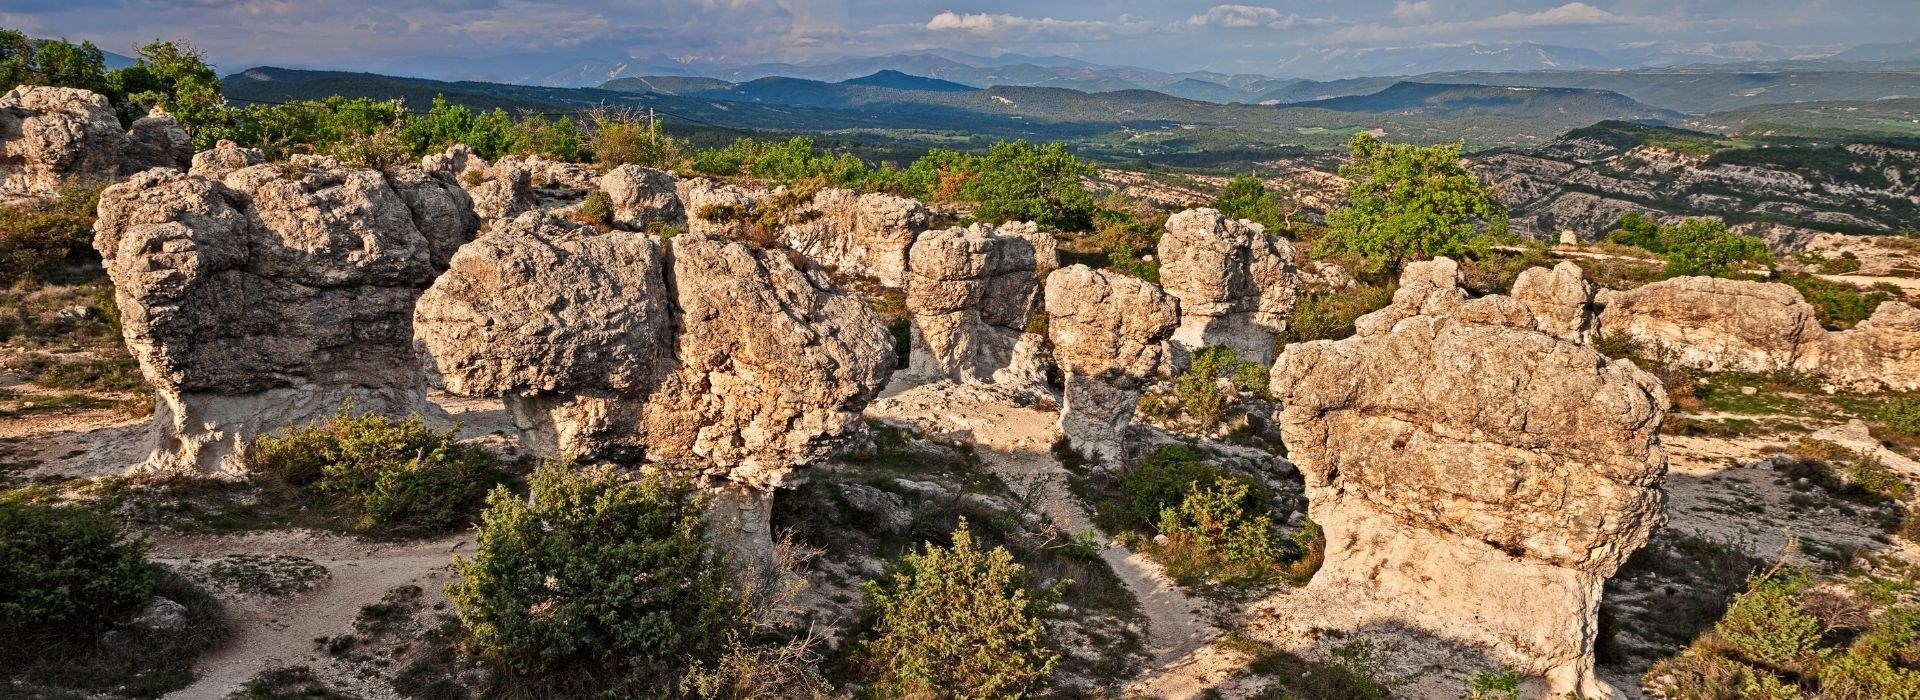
(1158, 208), (1299, 364)
(1594, 276), (1823, 373)
(599, 165), (685, 231)
(93, 155), (478, 474)
(904, 224), (1049, 395)
(783, 187), (932, 288)
(1044, 265), (1180, 464)
(1, 86), (190, 204)
(1269, 257), (1668, 699)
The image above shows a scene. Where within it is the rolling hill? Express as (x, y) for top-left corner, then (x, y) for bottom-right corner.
(1290, 82), (1680, 121)
(841, 70), (974, 92)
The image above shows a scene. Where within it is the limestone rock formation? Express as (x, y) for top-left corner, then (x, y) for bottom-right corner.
(1797, 301), (1920, 392)
(1270, 257), (1668, 699)
(0, 86), (191, 204)
(904, 224), (1048, 394)
(1595, 276), (1824, 373)
(783, 187), (931, 287)
(676, 177), (760, 238)
(188, 140), (265, 180)
(1797, 231), (1920, 276)
(1044, 265), (1180, 463)
(415, 214), (895, 485)
(1510, 261), (1599, 342)
(93, 154), (478, 473)
(1158, 208), (1299, 364)
(598, 165), (684, 231)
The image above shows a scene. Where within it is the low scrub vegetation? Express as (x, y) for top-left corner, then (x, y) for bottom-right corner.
(1073, 446), (1305, 590)
(1276, 284), (1397, 348)
(1779, 272), (1895, 330)
(1144, 345), (1268, 432)
(0, 181), (103, 285)
(251, 409), (509, 535)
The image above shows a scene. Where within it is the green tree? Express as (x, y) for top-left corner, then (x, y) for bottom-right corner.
(1320, 133), (1509, 273)
(964, 140), (1095, 231)
(1606, 211), (1664, 252)
(855, 522), (1060, 699)
(110, 39), (222, 135)
(1658, 218), (1771, 278)
(448, 463), (743, 695)
(0, 29), (111, 99)
(1212, 175), (1292, 235)
(0, 501), (154, 650)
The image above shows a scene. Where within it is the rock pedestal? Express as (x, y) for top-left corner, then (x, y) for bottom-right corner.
(783, 187), (931, 287)
(904, 224), (1049, 395)
(93, 155), (477, 473)
(1043, 265), (1180, 463)
(1157, 208), (1299, 365)
(1270, 258), (1668, 699)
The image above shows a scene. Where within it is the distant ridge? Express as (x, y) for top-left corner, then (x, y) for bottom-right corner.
(840, 70), (974, 93)
(1290, 81), (1682, 122)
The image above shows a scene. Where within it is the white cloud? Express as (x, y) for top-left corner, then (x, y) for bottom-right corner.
(1391, 1), (1432, 23)
(1318, 2), (1644, 44)
(1182, 5), (1338, 30)
(924, 11), (1153, 40)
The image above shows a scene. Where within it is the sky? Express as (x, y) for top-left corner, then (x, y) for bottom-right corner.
(3, 1), (1917, 80)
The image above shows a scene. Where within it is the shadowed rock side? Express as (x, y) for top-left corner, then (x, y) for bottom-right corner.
(414, 211), (895, 569)
(0, 86), (190, 205)
(92, 154), (479, 474)
(1044, 265), (1180, 464)
(1270, 257), (1668, 699)
(904, 223), (1050, 396)
(1595, 275), (1920, 391)
(1158, 207), (1300, 365)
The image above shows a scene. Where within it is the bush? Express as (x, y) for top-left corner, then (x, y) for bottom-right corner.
(1212, 175), (1293, 235)
(0, 501), (154, 652)
(1277, 284), (1396, 348)
(962, 140), (1096, 231)
(1171, 345), (1268, 430)
(1320, 134), (1508, 273)
(588, 107), (683, 169)
(1660, 218), (1771, 278)
(1876, 394), (1920, 436)
(251, 411), (506, 534)
(449, 464), (743, 695)
(0, 181), (103, 284)
(1109, 445), (1259, 533)
(581, 189), (614, 227)
(1780, 272), (1891, 330)
(1606, 211), (1664, 252)
(1465, 668), (1521, 700)
(1154, 476), (1286, 586)
(854, 521), (1059, 699)
(1715, 568), (1824, 670)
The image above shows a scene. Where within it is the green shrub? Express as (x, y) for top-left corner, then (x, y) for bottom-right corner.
(1277, 284), (1396, 348)
(1876, 394), (1920, 436)
(961, 140), (1095, 231)
(854, 521), (1059, 699)
(251, 411), (506, 534)
(1171, 345), (1268, 429)
(0, 181), (103, 284)
(1715, 568), (1824, 670)
(581, 189), (614, 227)
(1110, 445), (1259, 533)
(1606, 211), (1664, 252)
(449, 463), (743, 695)
(1320, 134), (1508, 273)
(1465, 667), (1521, 700)
(1154, 477), (1285, 586)
(1212, 175), (1295, 235)
(1285, 517), (1325, 586)
(1660, 218), (1771, 278)
(588, 107), (683, 169)
(1780, 272), (1891, 330)
(1820, 645), (1920, 700)
(1650, 651), (1802, 700)
(0, 501), (153, 651)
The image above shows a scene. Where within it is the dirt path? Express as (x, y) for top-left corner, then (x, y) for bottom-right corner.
(157, 531), (471, 700)
(866, 378), (1218, 675)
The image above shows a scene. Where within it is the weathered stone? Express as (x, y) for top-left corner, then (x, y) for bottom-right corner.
(1511, 261), (1599, 342)
(1158, 208), (1299, 364)
(188, 140), (265, 180)
(599, 165), (685, 231)
(1799, 301), (1920, 392)
(1594, 276), (1824, 373)
(904, 224), (1048, 394)
(676, 177), (760, 238)
(1044, 265), (1180, 463)
(0, 86), (190, 204)
(93, 155), (475, 474)
(1271, 257), (1668, 699)
(783, 187), (931, 287)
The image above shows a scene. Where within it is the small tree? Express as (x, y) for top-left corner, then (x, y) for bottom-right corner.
(1320, 133), (1508, 273)
(1606, 211), (1664, 252)
(965, 140), (1095, 231)
(0, 501), (154, 653)
(448, 464), (743, 694)
(1212, 175), (1293, 235)
(1659, 218), (1771, 278)
(110, 40), (222, 134)
(855, 521), (1060, 699)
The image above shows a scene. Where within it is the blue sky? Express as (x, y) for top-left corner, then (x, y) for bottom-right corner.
(3, 1), (1915, 78)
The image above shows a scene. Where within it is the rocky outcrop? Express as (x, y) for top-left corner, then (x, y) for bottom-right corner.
(416, 213), (895, 570)
(598, 165), (684, 231)
(1158, 208), (1299, 364)
(420, 147), (598, 228)
(904, 224), (1048, 395)
(1044, 266), (1180, 463)
(1797, 232), (1920, 276)
(1510, 261), (1599, 343)
(188, 140), (265, 180)
(93, 154), (478, 473)
(783, 187), (932, 287)
(1270, 257), (1668, 699)
(414, 217), (894, 476)
(676, 177), (761, 238)
(0, 86), (191, 204)
(1797, 302), (1920, 392)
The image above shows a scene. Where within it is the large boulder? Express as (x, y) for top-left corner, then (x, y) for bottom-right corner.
(598, 165), (684, 231)
(676, 177), (761, 238)
(1594, 276), (1824, 373)
(0, 86), (190, 204)
(904, 224), (1049, 394)
(188, 140), (265, 180)
(417, 216), (895, 570)
(1158, 208), (1299, 364)
(1043, 265), (1180, 463)
(1799, 301), (1920, 392)
(783, 187), (931, 287)
(93, 154), (477, 473)
(1270, 257), (1668, 699)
